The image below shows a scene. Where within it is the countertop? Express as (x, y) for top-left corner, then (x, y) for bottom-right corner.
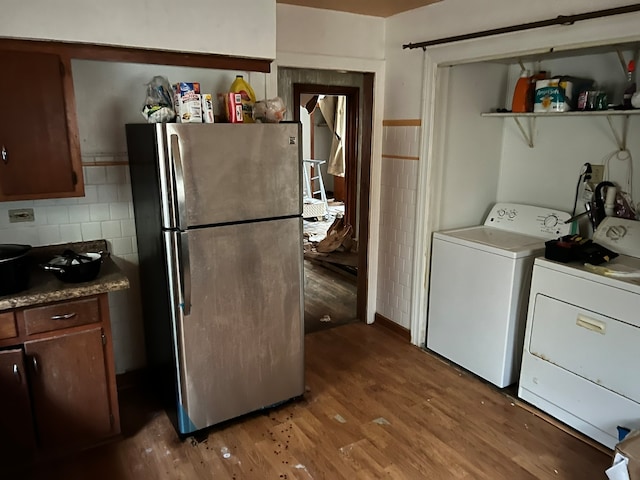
(0, 240), (130, 311)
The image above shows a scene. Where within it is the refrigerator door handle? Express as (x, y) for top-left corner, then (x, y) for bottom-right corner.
(179, 231), (192, 316)
(170, 134), (188, 231)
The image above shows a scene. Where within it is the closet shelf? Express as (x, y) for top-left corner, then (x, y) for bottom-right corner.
(481, 109), (640, 150)
(481, 110), (640, 118)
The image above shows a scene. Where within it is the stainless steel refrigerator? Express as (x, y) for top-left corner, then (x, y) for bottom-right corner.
(125, 122), (304, 435)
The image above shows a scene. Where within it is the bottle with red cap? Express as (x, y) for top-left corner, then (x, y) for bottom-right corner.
(622, 59), (636, 109)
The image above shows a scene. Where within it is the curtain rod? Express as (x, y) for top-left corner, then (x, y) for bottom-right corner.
(402, 4), (640, 50)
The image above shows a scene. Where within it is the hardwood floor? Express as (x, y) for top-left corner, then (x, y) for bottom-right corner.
(304, 259), (357, 334)
(27, 323), (610, 479)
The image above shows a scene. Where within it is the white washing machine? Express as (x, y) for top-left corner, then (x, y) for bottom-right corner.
(426, 203), (571, 388)
(519, 217), (640, 449)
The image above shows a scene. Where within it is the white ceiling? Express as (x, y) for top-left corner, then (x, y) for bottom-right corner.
(276, 0), (442, 18)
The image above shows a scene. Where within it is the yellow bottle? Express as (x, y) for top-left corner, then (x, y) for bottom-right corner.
(230, 75), (256, 123)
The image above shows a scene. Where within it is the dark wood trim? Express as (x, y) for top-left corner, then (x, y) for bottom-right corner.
(0, 37), (272, 72)
(374, 313), (411, 341)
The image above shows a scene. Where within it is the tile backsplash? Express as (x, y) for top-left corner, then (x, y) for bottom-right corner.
(0, 154), (146, 374)
(377, 123), (421, 329)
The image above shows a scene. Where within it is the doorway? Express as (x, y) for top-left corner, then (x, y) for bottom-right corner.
(278, 68), (374, 333)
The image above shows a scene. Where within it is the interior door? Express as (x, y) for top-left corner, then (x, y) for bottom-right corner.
(25, 327), (113, 450)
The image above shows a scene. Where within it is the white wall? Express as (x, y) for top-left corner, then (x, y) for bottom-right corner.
(438, 63), (506, 230)
(276, 4), (385, 61)
(0, 0), (276, 60)
(73, 60), (253, 153)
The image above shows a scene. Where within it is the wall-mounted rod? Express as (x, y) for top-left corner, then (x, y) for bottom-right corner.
(402, 4), (640, 50)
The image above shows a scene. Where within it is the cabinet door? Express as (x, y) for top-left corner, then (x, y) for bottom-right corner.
(0, 348), (36, 462)
(25, 327), (114, 450)
(0, 50), (81, 200)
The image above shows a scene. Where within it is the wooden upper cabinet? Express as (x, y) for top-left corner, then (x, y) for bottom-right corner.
(0, 49), (83, 201)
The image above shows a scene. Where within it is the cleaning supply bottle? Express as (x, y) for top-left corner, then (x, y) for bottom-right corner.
(622, 60), (636, 110)
(230, 75), (256, 123)
(512, 70), (531, 113)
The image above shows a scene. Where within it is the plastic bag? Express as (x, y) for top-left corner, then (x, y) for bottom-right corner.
(614, 191), (637, 220)
(141, 76), (175, 123)
(253, 97), (286, 123)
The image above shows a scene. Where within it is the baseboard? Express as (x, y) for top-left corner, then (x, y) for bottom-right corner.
(374, 313), (411, 341)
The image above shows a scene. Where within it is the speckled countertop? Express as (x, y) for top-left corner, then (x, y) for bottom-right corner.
(0, 239), (130, 311)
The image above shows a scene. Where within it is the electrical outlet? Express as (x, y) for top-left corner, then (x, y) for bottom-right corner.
(9, 208), (34, 223)
(588, 165), (605, 187)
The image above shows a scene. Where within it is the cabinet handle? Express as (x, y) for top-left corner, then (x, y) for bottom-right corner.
(12, 364), (21, 384)
(1, 145), (6, 164)
(50, 312), (77, 320)
(32, 356), (39, 374)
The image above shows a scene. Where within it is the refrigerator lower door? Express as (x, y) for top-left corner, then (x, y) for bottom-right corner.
(165, 217), (304, 434)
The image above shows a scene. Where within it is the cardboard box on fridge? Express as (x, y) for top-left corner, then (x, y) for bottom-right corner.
(218, 92), (243, 123)
(173, 82), (202, 123)
(617, 430), (640, 480)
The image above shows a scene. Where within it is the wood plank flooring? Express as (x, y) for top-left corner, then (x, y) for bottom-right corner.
(27, 323), (611, 479)
(304, 259), (357, 334)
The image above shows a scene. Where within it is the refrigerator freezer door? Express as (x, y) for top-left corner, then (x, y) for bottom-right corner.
(166, 217), (304, 433)
(164, 123), (302, 229)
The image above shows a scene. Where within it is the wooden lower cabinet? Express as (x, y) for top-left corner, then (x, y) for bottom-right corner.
(0, 294), (119, 463)
(26, 327), (114, 451)
(0, 348), (36, 463)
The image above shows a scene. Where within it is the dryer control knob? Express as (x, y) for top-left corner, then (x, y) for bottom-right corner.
(543, 215), (559, 228)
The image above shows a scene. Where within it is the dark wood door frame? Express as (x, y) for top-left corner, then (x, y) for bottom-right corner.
(293, 76), (374, 323)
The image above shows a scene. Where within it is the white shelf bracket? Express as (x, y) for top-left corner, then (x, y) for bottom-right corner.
(513, 116), (536, 148)
(606, 114), (629, 151)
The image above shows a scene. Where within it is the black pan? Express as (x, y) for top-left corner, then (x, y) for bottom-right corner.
(42, 250), (103, 283)
(0, 244), (32, 295)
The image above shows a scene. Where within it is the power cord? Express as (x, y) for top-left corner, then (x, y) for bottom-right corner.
(572, 162), (592, 216)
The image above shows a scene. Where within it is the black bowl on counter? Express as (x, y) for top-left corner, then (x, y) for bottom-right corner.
(41, 250), (103, 283)
(0, 244), (32, 296)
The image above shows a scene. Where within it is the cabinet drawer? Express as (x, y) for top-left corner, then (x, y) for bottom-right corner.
(23, 298), (100, 335)
(0, 311), (17, 340)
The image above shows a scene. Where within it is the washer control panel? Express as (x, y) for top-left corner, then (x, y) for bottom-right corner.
(484, 203), (571, 239)
(593, 217), (640, 259)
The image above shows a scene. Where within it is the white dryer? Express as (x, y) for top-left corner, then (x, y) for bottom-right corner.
(426, 203), (571, 388)
(519, 217), (640, 449)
